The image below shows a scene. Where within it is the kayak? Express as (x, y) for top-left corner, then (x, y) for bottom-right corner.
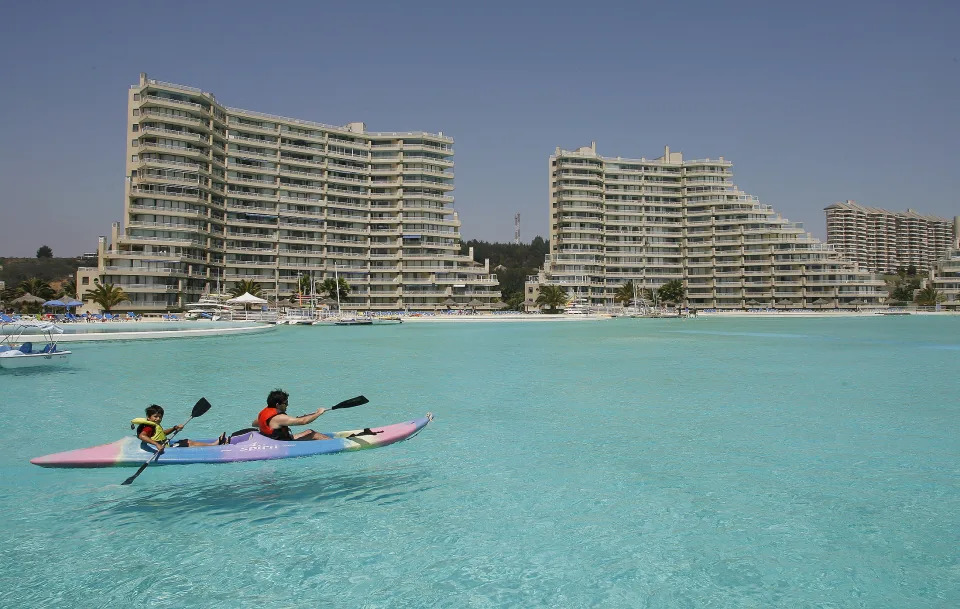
(30, 414), (432, 468)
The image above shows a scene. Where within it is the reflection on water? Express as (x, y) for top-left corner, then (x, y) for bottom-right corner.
(86, 463), (434, 525)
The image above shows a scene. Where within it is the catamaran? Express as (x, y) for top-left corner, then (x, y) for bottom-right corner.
(0, 316), (72, 369)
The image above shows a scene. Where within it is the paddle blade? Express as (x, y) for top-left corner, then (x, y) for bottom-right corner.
(330, 395), (369, 410)
(122, 451), (160, 485)
(191, 397), (211, 418)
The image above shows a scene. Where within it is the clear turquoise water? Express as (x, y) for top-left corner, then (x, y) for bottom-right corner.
(1, 317), (958, 608)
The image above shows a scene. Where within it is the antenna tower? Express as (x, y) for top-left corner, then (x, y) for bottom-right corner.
(514, 213), (520, 244)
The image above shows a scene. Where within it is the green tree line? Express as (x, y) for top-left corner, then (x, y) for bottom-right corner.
(461, 237), (549, 308)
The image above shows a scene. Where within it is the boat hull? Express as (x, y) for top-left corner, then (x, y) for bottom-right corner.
(0, 351), (71, 369)
(31, 415), (431, 468)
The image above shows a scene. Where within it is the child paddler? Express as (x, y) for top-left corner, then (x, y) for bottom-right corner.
(132, 404), (226, 451)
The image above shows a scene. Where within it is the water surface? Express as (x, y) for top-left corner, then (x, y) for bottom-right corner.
(1, 316), (957, 607)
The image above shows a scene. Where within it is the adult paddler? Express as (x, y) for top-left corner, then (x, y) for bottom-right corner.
(254, 389), (331, 441)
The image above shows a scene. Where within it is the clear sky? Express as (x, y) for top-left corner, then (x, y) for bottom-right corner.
(1, 0), (957, 257)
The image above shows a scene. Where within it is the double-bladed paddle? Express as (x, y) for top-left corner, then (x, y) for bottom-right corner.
(231, 395), (371, 438)
(122, 397), (211, 486)
(296, 394), (369, 416)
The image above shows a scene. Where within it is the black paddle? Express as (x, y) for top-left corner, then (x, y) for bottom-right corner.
(230, 395), (370, 438)
(297, 394), (369, 416)
(329, 395), (369, 410)
(122, 398), (212, 486)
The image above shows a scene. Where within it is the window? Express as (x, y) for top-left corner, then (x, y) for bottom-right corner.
(81, 277), (90, 285)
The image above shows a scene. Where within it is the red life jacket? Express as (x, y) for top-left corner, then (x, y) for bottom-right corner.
(257, 407), (293, 440)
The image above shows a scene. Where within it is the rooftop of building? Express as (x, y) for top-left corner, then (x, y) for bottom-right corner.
(824, 200), (954, 222)
(134, 73), (453, 143)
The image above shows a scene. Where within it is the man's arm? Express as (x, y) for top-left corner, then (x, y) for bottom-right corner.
(270, 408), (326, 428)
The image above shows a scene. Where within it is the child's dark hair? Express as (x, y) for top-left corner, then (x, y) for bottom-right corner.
(146, 404), (164, 418)
(267, 389), (289, 408)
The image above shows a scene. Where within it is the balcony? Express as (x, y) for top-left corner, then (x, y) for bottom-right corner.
(226, 260), (276, 268)
(229, 133), (279, 146)
(137, 141), (208, 159)
(141, 125), (205, 143)
(141, 94), (203, 111)
(129, 204), (205, 217)
(118, 284), (180, 293)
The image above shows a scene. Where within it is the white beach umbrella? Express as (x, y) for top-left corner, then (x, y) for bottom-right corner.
(226, 292), (268, 305)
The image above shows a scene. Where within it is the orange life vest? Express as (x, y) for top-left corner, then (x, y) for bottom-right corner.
(257, 407), (293, 441)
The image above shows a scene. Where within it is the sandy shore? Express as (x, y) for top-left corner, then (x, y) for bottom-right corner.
(401, 313), (610, 323)
(399, 310), (957, 322)
(696, 310), (957, 318)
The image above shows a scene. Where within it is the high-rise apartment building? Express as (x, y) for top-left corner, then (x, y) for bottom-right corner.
(96, 74), (500, 312)
(526, 144), (887, 310)
(929, 217), (960, 309)
(824, 201), (956, 274)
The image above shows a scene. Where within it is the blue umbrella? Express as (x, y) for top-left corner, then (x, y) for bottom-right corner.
(65, 300), (83, 308)
(43, 299), (67, 308)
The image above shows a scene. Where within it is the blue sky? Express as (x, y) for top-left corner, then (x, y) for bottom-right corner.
(1, 0), (957, 257)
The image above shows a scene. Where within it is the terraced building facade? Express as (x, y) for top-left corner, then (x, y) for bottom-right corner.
(824, 200), (956, 274)
(96, 74), (500, 312)
(527, 143), (887, 310)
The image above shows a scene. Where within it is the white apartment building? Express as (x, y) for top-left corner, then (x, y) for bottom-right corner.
(929, 217), (960, 309)
(824, 200), (956, 273)
(96, 74), (500, 312)
(526, 144), (887, 310)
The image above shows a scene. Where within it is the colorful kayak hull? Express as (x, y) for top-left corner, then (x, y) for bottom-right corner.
(30, 415), (431, 468)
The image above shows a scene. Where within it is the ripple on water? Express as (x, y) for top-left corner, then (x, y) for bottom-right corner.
(2, 317), (959, 607)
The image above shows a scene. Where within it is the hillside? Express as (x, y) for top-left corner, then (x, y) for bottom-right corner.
(0, 257), (83, 287)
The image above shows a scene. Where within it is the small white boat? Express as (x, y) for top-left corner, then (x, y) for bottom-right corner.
(373, 316), (403, 325)
(183, 294), (234, 321)
(334, 317), (374, 326)
(0, 317), (72, 369)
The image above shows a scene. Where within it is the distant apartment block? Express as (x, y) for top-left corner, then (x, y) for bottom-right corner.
(526, 144), (887, 310)
(929, 217), (960, 309)
(824, 201), (956, 274)
(96, 73), (500, 312)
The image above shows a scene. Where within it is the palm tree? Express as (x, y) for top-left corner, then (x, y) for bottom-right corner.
(83, 281), (129, 312)
(614, 281), (638, 306)
(18, 277), (55, 300)
(1, 285), (17, 304)
(298, 275), (312, 296)
(915, 285), (945, 306)
(58, 278), (78, 300)
(229, 279), (263, 298)
(657, 279), (686, 305)
(319, 277), (351, 304)
(535, 285), (569, 313)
